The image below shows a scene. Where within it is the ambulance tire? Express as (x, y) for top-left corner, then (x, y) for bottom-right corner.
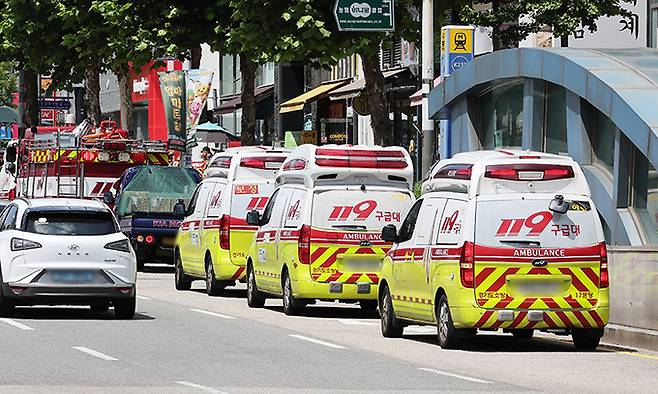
(205, 256), (224, 297)
(436, 295), (462, 349)
(114, 294), (136, 319)
(246, 263), (266, 308)
(282, 270), (301, 316)
(380, 285), (403, 338)
(174, 251), (192, 291)
(572, 329), (602, 351)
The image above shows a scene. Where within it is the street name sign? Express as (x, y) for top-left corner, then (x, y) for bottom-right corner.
(38, 98), (72, 110)
(334, 0), (395, 32)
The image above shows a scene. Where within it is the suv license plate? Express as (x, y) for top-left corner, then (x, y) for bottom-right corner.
(52, 271), (94, 283)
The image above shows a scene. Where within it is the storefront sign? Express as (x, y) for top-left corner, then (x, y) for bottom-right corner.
(334, 0), (394, 32)
(353, 92), (371, 116)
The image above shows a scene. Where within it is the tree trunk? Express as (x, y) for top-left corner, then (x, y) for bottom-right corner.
(116, 63), (133, 135)
(191, 46), (202, 69)
(361, 50), (391, 146)
(84, 64), (101, 126)
(21, 69), (39, 128)
(240, 56), (257, 146)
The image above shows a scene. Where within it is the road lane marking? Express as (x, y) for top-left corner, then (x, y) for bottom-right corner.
(190, 308), (235, 320)
(336, 319), (377, 326)
(289, 334), (345, 349)
(0, 318), (35, 331)
(72, 346), (118, 361)
(136, 295), (151, 300)
(619, 351), (658, 361)
(175, 381), (229, 394)
(419, 368), (493, 384)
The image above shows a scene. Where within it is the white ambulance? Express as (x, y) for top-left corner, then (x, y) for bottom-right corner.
(245, 144), (415, 315)
(175, 147), (290, 295)
(380, 150), (609, 349)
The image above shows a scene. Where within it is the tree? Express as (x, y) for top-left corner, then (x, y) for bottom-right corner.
(0, 62), (17, 105)
(460, 0), (633, 50)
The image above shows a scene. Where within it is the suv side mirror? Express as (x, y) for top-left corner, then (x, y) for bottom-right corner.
(549, 194), (569, 214)
(5, 162), (15, 175)
(246, 209), (262, 226)
(173, 199), (186, 216)
(381, 224), (398, 243)
(103, 191), (114, 205)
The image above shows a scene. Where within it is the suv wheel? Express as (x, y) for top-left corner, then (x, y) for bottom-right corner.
(114, 294), (136, 319)
(246, 264), (266, 308)
(437, 295), (462, 349)
(380, 286), (403, 338)
(572, 329), (602, 350)
(205, 256), (224, 296)
(174, 251), (192, 291)
(0, 288), (15, 318)
(282, 270), (301, 316)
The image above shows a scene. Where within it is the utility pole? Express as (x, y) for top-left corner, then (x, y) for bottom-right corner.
(420, 0), (435, 178)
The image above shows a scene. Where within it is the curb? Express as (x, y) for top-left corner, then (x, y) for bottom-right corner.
(603, 324), (658, 352)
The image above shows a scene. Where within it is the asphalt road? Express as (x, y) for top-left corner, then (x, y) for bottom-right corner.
(1, 266), (658, 393)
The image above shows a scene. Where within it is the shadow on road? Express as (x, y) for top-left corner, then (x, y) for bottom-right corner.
(265, 304), (379, 319)
(190, 287), (248, 299)
(10, 307), (155, 321)
(402, 332), (615, 353)
(140, 264), (174, 274)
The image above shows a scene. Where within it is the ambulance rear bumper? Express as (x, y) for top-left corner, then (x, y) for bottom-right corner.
(293, 277), (379, 300)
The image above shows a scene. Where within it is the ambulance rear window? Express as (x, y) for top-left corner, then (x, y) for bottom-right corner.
(475, 198), (598, 248)
(312, 189), (413, 231)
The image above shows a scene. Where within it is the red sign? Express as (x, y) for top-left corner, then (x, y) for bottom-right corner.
(234, 184), (259, 195)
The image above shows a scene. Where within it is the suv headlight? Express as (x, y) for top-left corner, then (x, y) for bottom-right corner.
(11, 238), (42, 251)
(104, 239), (131, 253)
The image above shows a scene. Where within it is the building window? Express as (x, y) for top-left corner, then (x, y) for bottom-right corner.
(592, 110), (616, 173)
(631, 148), (658, 244)
(220, 54), (240, 96)
(478, 79), (524, 149)
(651, 1), (658, 47)
(543, 82), (567, 155)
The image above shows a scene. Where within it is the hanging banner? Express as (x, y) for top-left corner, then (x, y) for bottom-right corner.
(158, 70), (187, 142)
(185, 69), (214, 132)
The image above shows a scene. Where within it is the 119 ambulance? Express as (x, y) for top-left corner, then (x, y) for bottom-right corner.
(379, 150), (608, 350)
(245, 145), (415, 315)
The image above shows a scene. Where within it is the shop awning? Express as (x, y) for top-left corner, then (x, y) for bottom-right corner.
(410, 77), (441, 107)
(214, 84), (274, 115)
(279, 80), (348, 113)
(329, 68), (409, 101)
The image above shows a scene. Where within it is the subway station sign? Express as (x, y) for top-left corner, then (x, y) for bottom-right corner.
(334, 0), (394, 32)
(440, 25), (475, 76)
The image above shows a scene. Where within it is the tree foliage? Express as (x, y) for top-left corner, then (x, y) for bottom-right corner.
(460, 0), (633, 49)
(0, 62), (17, 105)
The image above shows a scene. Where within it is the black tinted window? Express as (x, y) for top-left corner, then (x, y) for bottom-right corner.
(25, 211), (117, 236)
(260, 190), (279, 226)
(2, 205), (18, 230)
(397, 200), (422, 243)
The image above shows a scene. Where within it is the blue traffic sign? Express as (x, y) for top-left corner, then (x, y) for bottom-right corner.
(38, 99), (72, 110)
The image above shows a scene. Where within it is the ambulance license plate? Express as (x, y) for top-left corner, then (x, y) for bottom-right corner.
(343, 258), (382, 271)
(512, 280), (563, 296)
(52, 271), (94, 284)
(161, 237), (176, 247)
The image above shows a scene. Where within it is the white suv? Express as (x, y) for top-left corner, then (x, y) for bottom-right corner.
(0, 198), (137, 319)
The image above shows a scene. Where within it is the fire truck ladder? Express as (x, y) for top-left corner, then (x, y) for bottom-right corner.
(55, 130), (82, 198)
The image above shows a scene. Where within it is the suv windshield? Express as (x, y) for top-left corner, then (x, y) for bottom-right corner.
(25, 211), (117, 236)
(116, 167), (199, 217)
(312, 189), (412, 231)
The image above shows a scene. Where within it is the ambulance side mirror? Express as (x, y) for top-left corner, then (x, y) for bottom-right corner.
(246, 210), (262, 226)
(549, 194), (569, 215)
(381, 225), (398, 243)
(103, 191), (114, 205)
(173, 199), (186, 216)
(5, 162), (15, 175)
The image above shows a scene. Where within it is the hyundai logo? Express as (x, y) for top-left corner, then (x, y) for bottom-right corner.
(532, 259), (548, 267)
(68, 244), (80, 251)
(359, 240), (372, 247)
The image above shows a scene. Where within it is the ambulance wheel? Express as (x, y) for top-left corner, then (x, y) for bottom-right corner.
(246, 263), (266, 308)
(114, 294), (136, 319)
(437, 295), (462, 349)
(572, 329), (602, 350)
(205, 255), (224, 297)
(282, 270), (301, 316)
(359, 300), (378, 313)
(174, 251), (192, 291)
(380, 285), (403, 338)
(512, 330), (534, 340)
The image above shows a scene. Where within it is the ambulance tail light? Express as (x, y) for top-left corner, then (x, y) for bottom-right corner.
(460, 241), (475, 288)
(214, 157), (232, 169)
(315, 148), (408, 169)
(282, 159), (307, 171)
(220, 214), (230, 250)
(298, 224), (311, 265)
(599, 242), (609, 288)
(132, 152), (147, 163)
(240, 156), (285, 170)
(434, 164), (473, 180)
(484, 164), (574, 181)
